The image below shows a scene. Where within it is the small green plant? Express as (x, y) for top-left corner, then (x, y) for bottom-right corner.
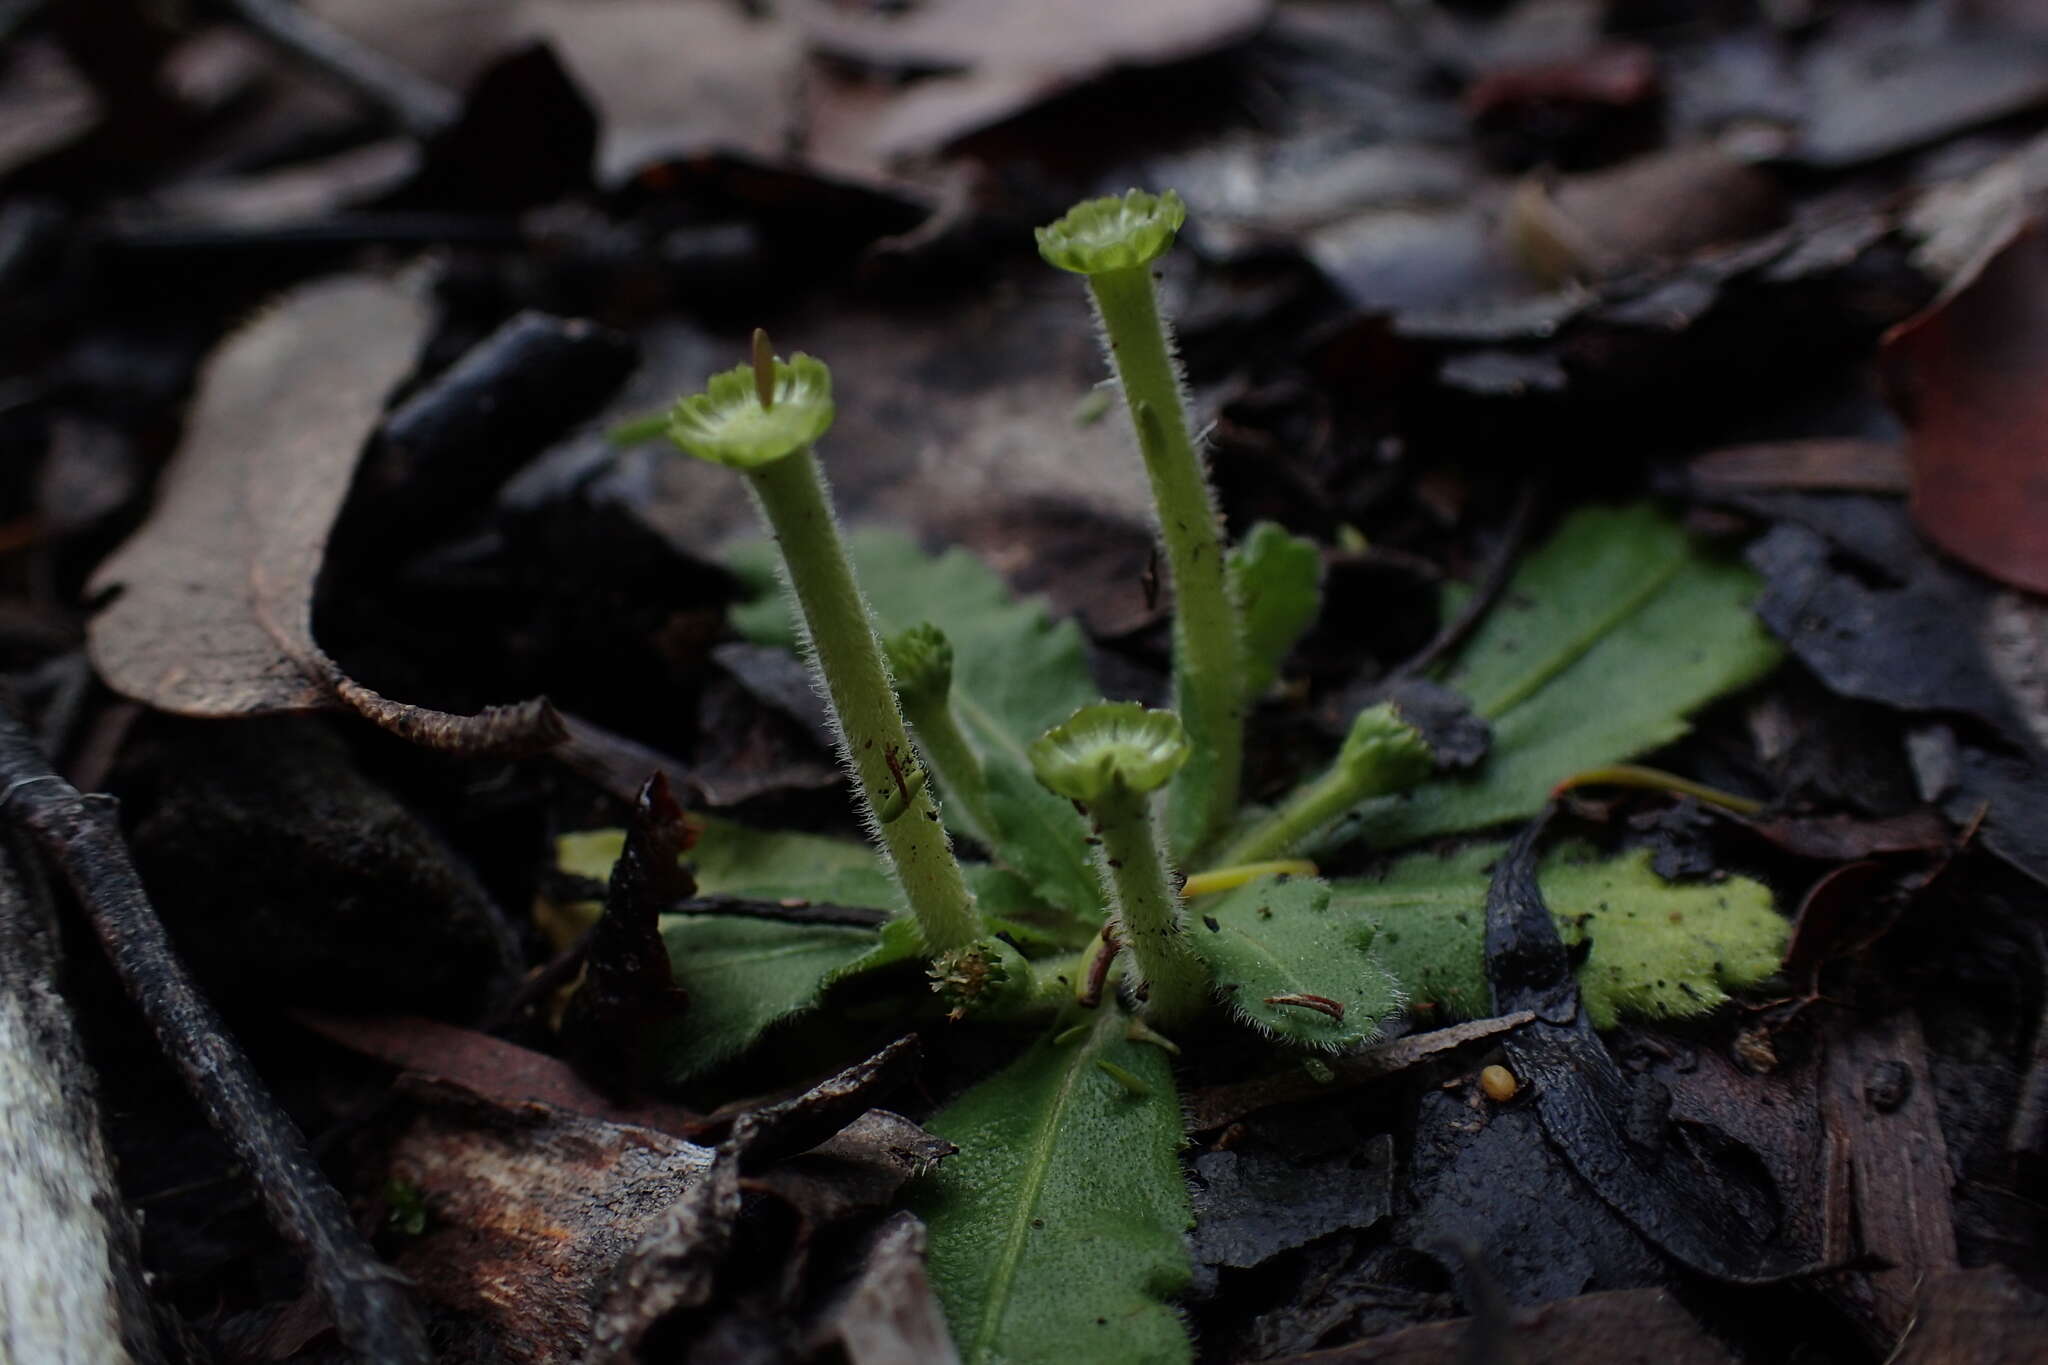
(566, 190), (1791, 1364)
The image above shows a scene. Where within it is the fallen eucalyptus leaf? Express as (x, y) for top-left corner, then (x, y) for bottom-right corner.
(86, 276), (563, 755)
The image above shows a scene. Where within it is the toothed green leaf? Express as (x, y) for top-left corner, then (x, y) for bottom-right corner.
(1331, 843), (1788, 1028)
(1230, 521), (1322, 700)
(732, 531), (1104, 923)
(919, 1006), (1192, 1365)
(1186, 875), (1401, 1049)
(1353, 505), (1782, 848)
(559, 820), (1055, 1080)
(652, 916), (909, 1081)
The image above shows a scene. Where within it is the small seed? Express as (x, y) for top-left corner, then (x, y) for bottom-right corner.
(1480, 1064), (1518, 1103)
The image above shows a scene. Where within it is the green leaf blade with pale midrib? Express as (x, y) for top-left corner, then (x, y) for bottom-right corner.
(919, 1008), (1192, 1365)
(1353, 504), (1782, 849)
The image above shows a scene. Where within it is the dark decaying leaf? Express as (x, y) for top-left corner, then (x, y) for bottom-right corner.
(85, 275), (564, 756)
(1884, 223), (2048, 596)
(1484, 812), (1815, 1284)
(1737, 807), (1953, 861)
(1894, 1267), (2048, 1364)
(1736, 495), (2048, 885)
(560, 773), (696, 1098)
(1190, 1136), (1393, 1278)
(1817, 1011), (1959, 1345)
(1255, 1286), (1738, 1365)
(1745, 516), (2028, 741)
(121, 716), (520, 1012)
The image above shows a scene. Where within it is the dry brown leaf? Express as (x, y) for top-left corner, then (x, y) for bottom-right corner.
(86, 275), (564, 756)
(799, 0), (1270, 171)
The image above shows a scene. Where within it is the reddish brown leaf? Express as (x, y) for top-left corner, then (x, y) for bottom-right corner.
(297, 1010), (707, 1137)
(1885, 222), (2048, 594)
(85, 276), (564, 756)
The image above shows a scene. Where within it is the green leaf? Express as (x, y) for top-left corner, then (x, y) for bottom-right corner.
(559, 818), (1066, 935)
(1230, 521), (1322, 700)
(1331, 843), (1788, 1028)
(732, 531), (1104, 920)
(1355, 505), (1781, 848)
(559, 817), (895, 905)
(1187, 875), (1402, 1049)
(920, 1007), (1192, 1365)
(654, 915), (897, 1080)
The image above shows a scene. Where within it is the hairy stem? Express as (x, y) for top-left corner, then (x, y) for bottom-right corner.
(1087, 266), (1243, 856)
(1216, 766), (1365, 867)
(1085, 785), (1209, 1025)
(745, 451), (982, 952)
(900, 694), (998, 848)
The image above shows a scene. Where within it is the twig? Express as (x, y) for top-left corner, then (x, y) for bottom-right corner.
(672, 894), (890, 929)
(1382, 479), (1540, 686)
(0, 827), (168, 1362)
(0, 704), (431, 1365)
(214, 0), (457, 139)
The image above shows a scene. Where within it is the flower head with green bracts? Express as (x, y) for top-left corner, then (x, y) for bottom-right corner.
(667, 350), (834, 470)
(1035, 189), (1188, 276)
(1029, 702), (1189, 802)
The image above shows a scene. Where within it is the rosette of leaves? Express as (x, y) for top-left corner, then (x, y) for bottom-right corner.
(556, 193), (1788, 1365)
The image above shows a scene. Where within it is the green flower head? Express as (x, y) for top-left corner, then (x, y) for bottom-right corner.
(1029, 702), (1189, 802)
(667, 351), (834, 470)
(1035, 189), (1188, 276)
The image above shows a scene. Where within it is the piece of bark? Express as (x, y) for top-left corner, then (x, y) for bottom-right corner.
(1819, 1009), (1960, 1345)
(0, 703), (432, 1364)
(85, 274), (563, 757)
(0, 831), (167, 1364)
(803, 1212), (961, 1365)
(380, 1077), (717, 1365)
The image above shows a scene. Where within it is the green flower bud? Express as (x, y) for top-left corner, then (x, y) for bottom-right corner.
(1336, 703), (1433, 795)
(886, 622), (954, 709)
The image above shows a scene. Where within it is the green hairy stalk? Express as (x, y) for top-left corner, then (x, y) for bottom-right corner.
(666, 334), (983, 953)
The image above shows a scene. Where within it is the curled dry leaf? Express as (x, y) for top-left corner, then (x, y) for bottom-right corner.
(85, 276), (564, 756)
